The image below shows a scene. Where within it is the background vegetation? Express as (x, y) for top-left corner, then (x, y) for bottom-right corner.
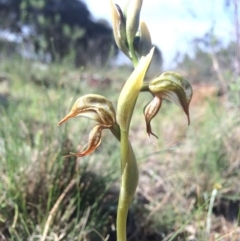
(0, 0), (240, 240)
(0, 0), (117, 66)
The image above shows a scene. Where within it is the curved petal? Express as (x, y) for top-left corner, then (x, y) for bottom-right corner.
(71, 125), (107, 157)
(149, 71), (192, 124)
(143, 96), (162, 138)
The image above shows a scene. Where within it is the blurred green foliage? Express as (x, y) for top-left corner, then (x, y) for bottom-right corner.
(176, 32), (237, 84)
(0, 0), (117, 66)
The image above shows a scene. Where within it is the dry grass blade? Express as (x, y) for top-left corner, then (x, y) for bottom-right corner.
(41, 177), (77, 241)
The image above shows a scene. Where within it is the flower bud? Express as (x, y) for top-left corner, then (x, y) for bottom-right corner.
(109, 0), (129, 57)
(126, 0), (143, 47)
(137, 21), (152, 56)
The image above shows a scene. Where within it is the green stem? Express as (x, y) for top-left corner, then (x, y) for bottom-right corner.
(117, 130), (138, 241)
(140, 81), (150, 92)
(116, 44), (152, 241)
(116, 200), (128, 241)
(129, 42), (138, 68)
(110, 124), (138, 241)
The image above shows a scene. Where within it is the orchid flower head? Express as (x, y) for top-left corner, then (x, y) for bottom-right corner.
(144, 71), (193, 138)
(58, 94), (116, 157)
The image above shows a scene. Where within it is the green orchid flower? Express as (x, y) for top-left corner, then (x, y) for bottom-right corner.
(58, 94), (117, 157)
(109, 0), (129, 57)
(143, 71), (193, 138)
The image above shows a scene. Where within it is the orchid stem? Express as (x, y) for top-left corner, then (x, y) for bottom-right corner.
(140, 81), (150, 92)
(116, 44), (141, 240)
(116, 193), (128, 241)
(129, 43), (138, 68)
(117, 131), (138, 241)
